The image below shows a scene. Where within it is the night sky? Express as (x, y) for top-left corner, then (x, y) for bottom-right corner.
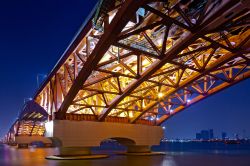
(0, 0), (249, 139)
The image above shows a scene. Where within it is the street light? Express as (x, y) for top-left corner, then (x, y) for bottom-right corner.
(37, 74), (47, 88)
(23, 97), (32, 104)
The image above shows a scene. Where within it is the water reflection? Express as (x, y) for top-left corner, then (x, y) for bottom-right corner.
(162, 156), (177, 166)
(1, 145), (250, 166)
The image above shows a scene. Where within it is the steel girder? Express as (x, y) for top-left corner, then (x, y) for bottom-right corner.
(5, 121), (45, 143)
(33, 0), (250, 125)
(16, 120), (45, 136)
(157, 69), (250, 125)
(5, 100), (48, 139)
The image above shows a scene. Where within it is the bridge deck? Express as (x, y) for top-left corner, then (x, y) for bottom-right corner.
(33, 0), (250, 125)
(5, 0), (250, 142)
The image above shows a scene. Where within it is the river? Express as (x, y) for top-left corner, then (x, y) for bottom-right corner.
(1, 143), (250, 166)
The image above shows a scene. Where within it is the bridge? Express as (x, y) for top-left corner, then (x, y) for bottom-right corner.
(4, 0), (250, 155)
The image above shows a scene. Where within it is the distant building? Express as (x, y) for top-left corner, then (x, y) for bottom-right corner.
(196, 133), (201, 140)
(196, 129), (214, 140)
(201, 130), (210, 140)
(209, 129), (214, 139)
(234, 133), (239, 140)
(222, 132), (227, 140)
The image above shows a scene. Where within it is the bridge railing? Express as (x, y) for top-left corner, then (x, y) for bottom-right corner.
(63, 113), (155, 125)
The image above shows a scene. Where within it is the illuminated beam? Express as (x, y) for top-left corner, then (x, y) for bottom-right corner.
(114, 42), (160, 59)
(174, 4), (194, 27)
(117, 20), (164, 40)
(97, 52), (135, 68)
(56, 0), (148, 119)
(98, 1), (236, 121)
(157, 70), (250, 125)
(95, 69), (137, 79)
(22, 0), (249, 129)
(98, 31), (197, 121)
(143, 5), (190, 31)
(83, 75), (113, 88)
(131, 48), (248, 123)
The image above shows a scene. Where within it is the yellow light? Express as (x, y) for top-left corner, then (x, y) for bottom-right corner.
(158, 92), (163, 98)
(129, 112), (134, 118)
(45, 121), (53, 137)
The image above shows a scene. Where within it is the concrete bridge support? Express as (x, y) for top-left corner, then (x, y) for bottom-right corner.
(15, 136), (52, 148)
(45, 120), (163, 156)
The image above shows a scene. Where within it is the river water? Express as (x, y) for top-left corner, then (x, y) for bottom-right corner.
(1, 143), (250, 166)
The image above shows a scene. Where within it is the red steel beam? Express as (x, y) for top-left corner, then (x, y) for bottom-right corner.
(157, 70), (250, 125)
(131, 43), (250, 123)
(98, 0), (241, 121)
(56, 0), (148, 119)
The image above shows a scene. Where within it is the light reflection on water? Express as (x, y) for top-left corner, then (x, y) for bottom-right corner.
(1, 145), (250, 166)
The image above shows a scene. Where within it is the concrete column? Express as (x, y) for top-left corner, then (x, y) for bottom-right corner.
(59, 147), (91, 156)
(127, 145), (151, 153)
(8, 143), (17, 146)
(44, 143), (53, 147)
(17, 143), (29, 148)
(15, 136), (52, 144)
(46, 147), (109, 160)
(45, 120), (163, 147)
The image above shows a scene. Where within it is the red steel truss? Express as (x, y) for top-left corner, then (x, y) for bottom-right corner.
(18, 0), (250, 129)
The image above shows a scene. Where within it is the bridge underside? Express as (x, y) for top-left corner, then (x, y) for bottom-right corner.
(45, 120), (163, 147)
(5, 0), (250, 150)
(5, 101), (47, 144)
(32, 0), (250, 126)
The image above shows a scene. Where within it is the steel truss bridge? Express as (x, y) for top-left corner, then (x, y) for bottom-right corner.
(5, 0), (250, 143)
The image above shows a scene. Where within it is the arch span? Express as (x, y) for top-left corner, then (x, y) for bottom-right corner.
(108, 137), (136, 146)
(15, 136), (52, 145)
(45, 120), (163, 147)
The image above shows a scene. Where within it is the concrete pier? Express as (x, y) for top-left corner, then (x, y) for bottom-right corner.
(59, 147), (91, 156)
(45, 120), (163, 156)
(15, 136), (52, 148)
(127, 145), (151, 153)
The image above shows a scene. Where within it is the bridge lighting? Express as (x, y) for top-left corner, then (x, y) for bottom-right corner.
(157, 38), (163, 47)
(158, 92), (163, 98)
(45, 121), (53, 137)
(36, 74), (47, 88)
(23, 97), (33, 104)
(128, 112), (134, 118)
